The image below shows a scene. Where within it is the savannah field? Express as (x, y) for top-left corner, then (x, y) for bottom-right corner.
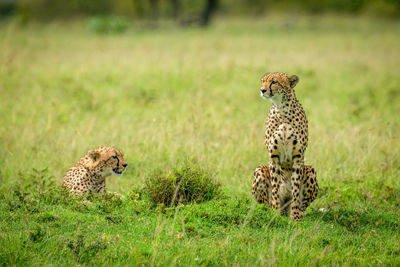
(0, 15), (399, 266)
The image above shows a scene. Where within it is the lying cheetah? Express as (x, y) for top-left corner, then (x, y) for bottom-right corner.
(62, 146), (127, 193)
(252, 72), (318, 222)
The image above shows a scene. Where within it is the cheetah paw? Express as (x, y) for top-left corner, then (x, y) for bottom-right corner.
(290, 210), (304, 222)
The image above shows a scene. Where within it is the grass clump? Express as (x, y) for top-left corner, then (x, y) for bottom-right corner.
(144, 162), (221, 206)
(66, 234), (108, 264)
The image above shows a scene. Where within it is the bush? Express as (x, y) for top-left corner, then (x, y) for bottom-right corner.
(363, 0), (400, 17)
(13, 0), (400, 21)
(144, 162), (221, 206)
(87, 15), (130, 34)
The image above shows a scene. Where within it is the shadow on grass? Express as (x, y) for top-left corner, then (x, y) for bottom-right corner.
(174, 197), (291, 237)
(307, 208), (400, 233)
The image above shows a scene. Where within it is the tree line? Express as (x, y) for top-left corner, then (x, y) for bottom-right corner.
(1, 0), (399, 23)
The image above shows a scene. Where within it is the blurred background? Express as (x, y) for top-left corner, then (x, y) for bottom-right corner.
(1, 0), (400, 25)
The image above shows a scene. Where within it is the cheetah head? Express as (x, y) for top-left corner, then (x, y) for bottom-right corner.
(88, 146), (128, 177)
(260, 72), (299, 104)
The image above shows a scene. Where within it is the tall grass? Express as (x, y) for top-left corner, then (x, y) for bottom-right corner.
(0, 15), (399, 265)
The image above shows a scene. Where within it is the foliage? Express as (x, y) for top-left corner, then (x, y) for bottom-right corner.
(87, 15), (130, 34)
(8, 0), (400, 22)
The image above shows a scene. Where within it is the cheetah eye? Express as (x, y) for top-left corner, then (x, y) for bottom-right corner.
(271, 81), (277, 84)
(112, 155), (118, 159)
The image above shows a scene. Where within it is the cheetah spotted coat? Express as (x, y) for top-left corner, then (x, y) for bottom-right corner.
(62, 146), (127, 193)
(252, 72), (318, 222)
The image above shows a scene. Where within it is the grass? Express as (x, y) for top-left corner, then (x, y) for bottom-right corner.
(0, 14), (400, 265)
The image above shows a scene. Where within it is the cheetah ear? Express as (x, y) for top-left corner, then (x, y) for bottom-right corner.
(289, 75), (299, 88)
(88, 150), (101, 161)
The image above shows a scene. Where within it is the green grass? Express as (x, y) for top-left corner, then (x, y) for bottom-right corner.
(0, 15), (400, 265)
(144, 161), (221, 206)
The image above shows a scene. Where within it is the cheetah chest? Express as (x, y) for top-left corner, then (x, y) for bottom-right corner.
(277, 139), (293, 166)
(269, 123), (295, 167)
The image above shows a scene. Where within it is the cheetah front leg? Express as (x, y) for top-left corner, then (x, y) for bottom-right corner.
(268, 160), (285, 210)
(290, 157), (304, 222)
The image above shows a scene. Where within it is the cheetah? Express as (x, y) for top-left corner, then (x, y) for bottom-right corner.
(252, 72), (318, 222)
(62, 146), (127, 193)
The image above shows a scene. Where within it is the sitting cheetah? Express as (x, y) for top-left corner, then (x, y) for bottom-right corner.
(252, 72), (318, 222)
(62, 146), (127, 193)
